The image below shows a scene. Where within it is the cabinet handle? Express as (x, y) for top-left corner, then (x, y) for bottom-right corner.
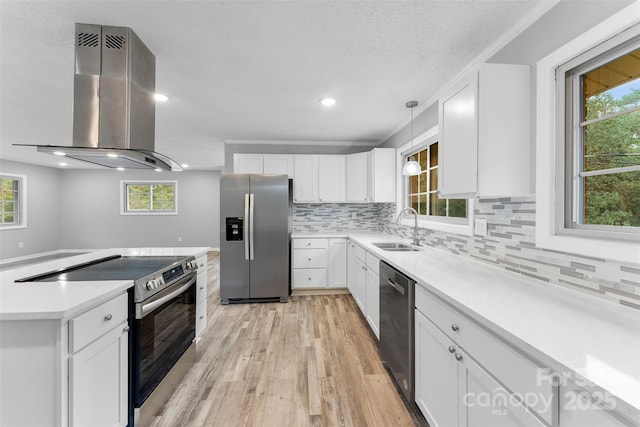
(455, 353), (463, 362)
(448, 346), (456, 353)
(308, 277), (312, 280)
(200, 316), (204, 320)
(308, 258), (311, 261)
(307, 243), (311, 246)
(200, 287), (204, 290)
(104, 314), (113, 321)
(123, 326), (130, 333)
(451, 324), (459, 332)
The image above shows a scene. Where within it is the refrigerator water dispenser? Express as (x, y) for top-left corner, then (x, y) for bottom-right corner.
(225, 217), (244, 241)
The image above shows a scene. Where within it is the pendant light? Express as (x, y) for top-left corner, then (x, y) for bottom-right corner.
(402, 100), (422, 176)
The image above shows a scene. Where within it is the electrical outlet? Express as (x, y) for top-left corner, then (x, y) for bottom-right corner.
(18, 241), (24, 248)
(474, 218), (488, 237)
(178, 237), (182, 242)
(352, 212), (357, 219)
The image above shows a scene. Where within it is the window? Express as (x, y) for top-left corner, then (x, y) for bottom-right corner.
(565, 44), (640, 232)
(536, 6), (639, 264)
(406, 141), (467, 221)
(1, 174), (26, 228)
(121, 181), (177, 215)
(560, 32), (640, 239)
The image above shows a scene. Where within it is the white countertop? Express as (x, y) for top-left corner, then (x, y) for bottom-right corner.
(294, 232), (640, 421)
(0, 247), (210, 321)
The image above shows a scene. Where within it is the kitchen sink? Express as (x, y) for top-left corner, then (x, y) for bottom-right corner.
(371, 242), (420, 252)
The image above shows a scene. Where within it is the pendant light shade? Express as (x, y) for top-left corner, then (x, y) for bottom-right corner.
(402, 100), (422, 176)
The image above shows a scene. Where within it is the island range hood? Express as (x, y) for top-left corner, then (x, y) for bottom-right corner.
(30, 23), (182, 171)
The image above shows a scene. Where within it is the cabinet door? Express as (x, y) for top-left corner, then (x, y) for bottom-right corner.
(317, 155), (346, 202)
(346, 152), (369, 202)
(69, 322), (128, 427)
(347, 242), (358, 294)
(263, 155), (294, 178)
(352, 257), (367, 314)
(438, 71), (478, 198)
(365, 268), (379, 339)
(328, 239), (347, 288)
(415, 310), (459, 427)
(461, 350), (547, 427)
(293, 155), (318, 202)
(234, 154), (264, 174)
(370, 148), (396, 202)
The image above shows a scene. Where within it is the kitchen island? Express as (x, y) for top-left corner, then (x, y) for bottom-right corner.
(0, 246), (210, 427)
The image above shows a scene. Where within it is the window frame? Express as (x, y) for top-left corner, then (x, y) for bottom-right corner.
(560, 30), (640, 240)
(120, 180), (178, 216)
(395, 126), (474, 236)
(0, 173), (27, 230)
(536, 5), (640, 264)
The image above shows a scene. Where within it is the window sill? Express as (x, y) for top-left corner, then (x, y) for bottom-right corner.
(120, 212), (178, 216)
(399, 217), (473, 237)
(0, 224), (27, 231)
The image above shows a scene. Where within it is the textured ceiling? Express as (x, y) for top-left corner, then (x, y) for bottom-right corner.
(0, 0), (546, 170)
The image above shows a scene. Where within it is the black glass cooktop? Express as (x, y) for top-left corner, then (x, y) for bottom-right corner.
(16, 256), (188, 283)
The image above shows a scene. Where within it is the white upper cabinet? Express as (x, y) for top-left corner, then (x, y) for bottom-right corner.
(438, 63), (531, 198)
(293, 155), (319, 203)
(317, 155), (346, 202)
(233, 154), (293, 177)
(233, 153), (264, 174)
(369, 148), (396, 202)
(263, 155), (294, 178)
(346, 152), (369, 202)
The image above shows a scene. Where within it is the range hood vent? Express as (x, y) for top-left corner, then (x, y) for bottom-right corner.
(22, 24), (182, 171)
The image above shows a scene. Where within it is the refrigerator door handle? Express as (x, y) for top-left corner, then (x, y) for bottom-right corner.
(249, 193), (255, 260)
(244, 193), (250, 260)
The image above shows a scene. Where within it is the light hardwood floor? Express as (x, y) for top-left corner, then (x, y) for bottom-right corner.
(149, 252), (418, 427)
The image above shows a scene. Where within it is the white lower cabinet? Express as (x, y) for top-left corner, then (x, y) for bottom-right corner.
(346, 240), (380, 339)
(69, 320), (129, 427)
(195, 253), (208, 337)
(415, 285), (555, 427)
(559, 381), (633, 427)
(68, 292), (129, 427)
(292, 238), (347, 289)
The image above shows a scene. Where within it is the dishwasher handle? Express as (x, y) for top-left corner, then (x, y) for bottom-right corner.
(386, 278), (405, 296)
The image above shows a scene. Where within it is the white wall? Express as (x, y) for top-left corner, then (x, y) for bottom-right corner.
(0, 160), (62, 259)
(58, 169), (220, 250)
(0, 162), (220, 260)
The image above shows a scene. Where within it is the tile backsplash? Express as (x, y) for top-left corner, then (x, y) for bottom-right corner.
(380, 197), (640, 310)
(292, 199), (640, 310)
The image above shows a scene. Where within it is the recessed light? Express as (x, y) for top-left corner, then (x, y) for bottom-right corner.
(181, 164), (189, 169)
(154, 93), (169, 102)
(53, 151), (66, 156)
(117, 167), (125, 171)
(107, 153), (119, 158)
(59, 162), (67, 167)
(320, 97), (336, 107)
(154, 168), (162, 172)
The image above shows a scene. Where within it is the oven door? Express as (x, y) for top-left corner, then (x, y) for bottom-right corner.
(133, 271), (197, 407)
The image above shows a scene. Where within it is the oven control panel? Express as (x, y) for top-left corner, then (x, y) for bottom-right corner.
(162, 264), (185, 283)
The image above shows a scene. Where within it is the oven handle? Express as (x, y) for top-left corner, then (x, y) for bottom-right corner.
(137, 273), (197, 319)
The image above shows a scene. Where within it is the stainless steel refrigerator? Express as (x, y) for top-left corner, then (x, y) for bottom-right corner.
(220, 174), (290, 304)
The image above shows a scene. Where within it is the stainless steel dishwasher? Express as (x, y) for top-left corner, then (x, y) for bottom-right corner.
(379, 260), (416, 402)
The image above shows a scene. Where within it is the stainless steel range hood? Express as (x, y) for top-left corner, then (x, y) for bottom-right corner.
(30, 24), (182, 171)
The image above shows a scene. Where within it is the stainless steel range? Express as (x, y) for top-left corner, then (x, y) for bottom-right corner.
(17, 254), (198, 427)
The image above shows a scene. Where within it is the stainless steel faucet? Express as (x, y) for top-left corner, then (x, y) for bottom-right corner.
(394, 207), (421, 246)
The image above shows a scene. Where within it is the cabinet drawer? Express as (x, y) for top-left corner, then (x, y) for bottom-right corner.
(293, 238), (329, 249)
(69, 293), (128, 353)
(349, 241), (366, 262)
(415, 285), (557, 425)
(196, 301), (207, 336)
(293, 268), (327, 287)
(293, 248), (328, 268)
(366, 252), (380, 275)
